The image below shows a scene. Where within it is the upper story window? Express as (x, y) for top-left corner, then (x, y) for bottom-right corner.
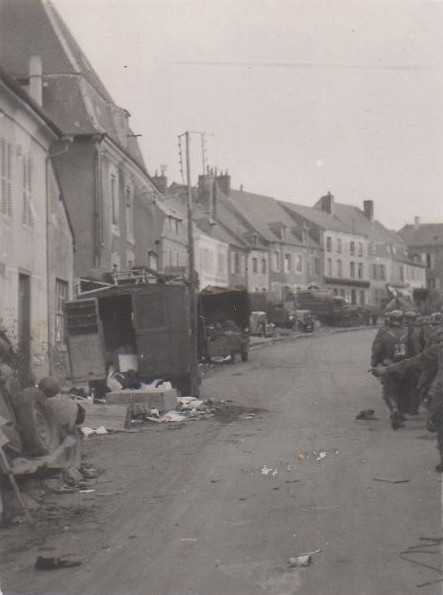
(125, 185), (134, 240)
(327, 258), (332, 276)
(233, 252), (240, 274)
(350, 241), (355, 256)
(380, 264), (386, 281)
(0, 138), (12, 217)
(252, 257), (258, 273)
(148, 251), (158, 270)
(262, 258), (267, 274)
(22, 152), (34, 226)
(274, 251), (280, 272)
(284, 253), (291, 272)
(358, 262), (363, 279)
(337, 259), (342, 277)
(337, 238), (342, 253)
(350, 261), (356, 278)
(358, 242), (363, 257)
(111, 174), (118, 226)
(326, 236), (332, 252)
(296, 254), (303, 273)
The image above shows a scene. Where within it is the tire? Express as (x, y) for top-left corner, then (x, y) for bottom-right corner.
(12, 388), (60, 457)
(258, 324), (265, 337)
(241, 350), (249, 362)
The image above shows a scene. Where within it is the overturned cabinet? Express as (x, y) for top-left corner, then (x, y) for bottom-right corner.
(65, 272), (194, 395)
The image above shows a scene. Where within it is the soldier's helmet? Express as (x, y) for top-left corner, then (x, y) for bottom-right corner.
(388, 309), (404, 326)
(430, 312), (443, 325)
(404, 311), (417, 324)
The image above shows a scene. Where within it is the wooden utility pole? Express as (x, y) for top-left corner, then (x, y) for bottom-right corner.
(185, 132), (199, 396)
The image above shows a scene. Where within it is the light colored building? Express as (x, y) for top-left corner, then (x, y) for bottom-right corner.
(0, 0), (167, 279)
(399, 218), (443, 292)
(0, 67), (74, 382)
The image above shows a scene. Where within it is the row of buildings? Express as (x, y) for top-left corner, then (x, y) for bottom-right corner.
(0, 0), (440, 383)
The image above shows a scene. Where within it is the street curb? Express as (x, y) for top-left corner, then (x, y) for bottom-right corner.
(250, 325), (376, 351)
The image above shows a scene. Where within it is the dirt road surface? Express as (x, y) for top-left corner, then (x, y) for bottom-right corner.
(1, 329), (441, 595)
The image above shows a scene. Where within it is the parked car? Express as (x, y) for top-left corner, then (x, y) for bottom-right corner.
(249, 311), (275, 337)
(199, 286), (250, 362)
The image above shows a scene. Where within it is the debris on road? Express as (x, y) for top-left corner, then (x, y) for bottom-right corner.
(35, 555), (83, 570)
(356, 409), (378, 420)
(373, 477), (410, 484)
(261, 465), (278, 476)
(288, 555), (312, 567)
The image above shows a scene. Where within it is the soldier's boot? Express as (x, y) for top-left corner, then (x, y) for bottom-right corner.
(390, 410), (405, 430)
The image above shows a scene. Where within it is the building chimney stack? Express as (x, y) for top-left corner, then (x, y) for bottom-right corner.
(363, 199), (374, 221)
(414, 216), (420, 229)
(215, 171), (231, 196)
(151, 166), (168, 192)
(29, 55), (43, 106)
(318, 191), (334, 214)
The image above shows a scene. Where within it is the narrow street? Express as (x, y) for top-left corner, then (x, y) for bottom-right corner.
(1, 329), (441, 595)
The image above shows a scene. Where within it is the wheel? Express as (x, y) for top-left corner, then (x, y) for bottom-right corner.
(12, 388), (60, 456)
(258, 324), (265, 337)
(241, 350), (249, 362)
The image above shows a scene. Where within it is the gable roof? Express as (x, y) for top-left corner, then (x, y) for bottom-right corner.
(0, 0), (146, 170)
(398, 223), (443, 247)
(226, 189), (316, 247)
(279, 201), (349, 233)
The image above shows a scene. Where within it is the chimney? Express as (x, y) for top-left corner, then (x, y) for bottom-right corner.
(216, 170), (231, 196)
(151, 165), (168, 192)
(198, 171), (216, 218)
(363, 199), (374, 221)
(29, 55), (43, 105)
(318, 191), (334, 214)
(414, 216), (420, 229)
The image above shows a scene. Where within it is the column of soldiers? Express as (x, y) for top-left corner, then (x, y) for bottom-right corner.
(372, 309), (443, 471)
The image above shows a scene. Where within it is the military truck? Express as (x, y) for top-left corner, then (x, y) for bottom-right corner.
(296, 289), (366, 327)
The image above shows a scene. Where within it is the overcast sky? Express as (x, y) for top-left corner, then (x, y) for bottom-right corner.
(52, 0), (443, 230)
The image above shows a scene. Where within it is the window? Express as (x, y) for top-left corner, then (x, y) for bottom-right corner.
(399, 265), (404, 282)
(351, 289), (357, 305)
(314, 257), (321, 276)
(326, 237), (332, 252)
(337, 239), (342, 253)
(350, 241), (355, 255)
(350, 261), (355, 278)
(55, 279), (69, 345)
(0, 138), (12, 217)
(296, 255), (303, 273)
(22, 153), (33, 226)
(252, 257), (258, 273)
(426, 253), (432, 268)
(359, 290), (365, 306)
(358, 263), (363, 279)
(262, 259), (267, 274)
(233, 252), (240, 274)
(327, 258), (332, 276)
(340, 289), (345, 297)
(358, 242), (363, 257)
(284, 253), (291, 272)
(125, 186), (134, 240)
(337, 259), (342, 277)
(380, 264), (386, 281)
(372, 263), (378, 280)
(111, 174), (118, 225)
(274, 251), (280, 272)
(148, 251), (158, 270)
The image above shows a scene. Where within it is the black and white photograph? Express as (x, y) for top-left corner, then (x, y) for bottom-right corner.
(0, 0), (442, 593)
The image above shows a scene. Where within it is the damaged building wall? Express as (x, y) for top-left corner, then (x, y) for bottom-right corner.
(0, 70), (65, 382)
(47, 164), (75, 380)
